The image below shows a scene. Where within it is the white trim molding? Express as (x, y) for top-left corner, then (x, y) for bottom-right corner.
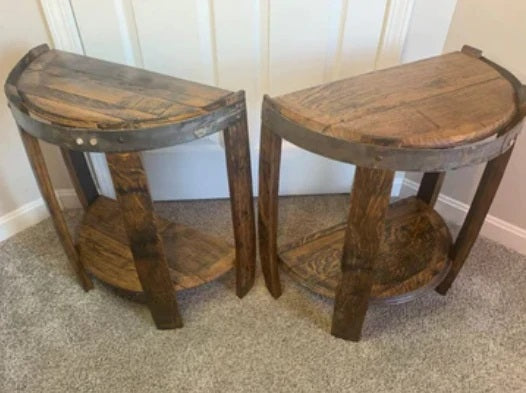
(40, 0), (111, 196)
(39, 0), (84, 53)
(0, 199), (49, 242)
(375, 0), (416, 69)
(0, 190), (81, 242)
(403, 178), (526, 255)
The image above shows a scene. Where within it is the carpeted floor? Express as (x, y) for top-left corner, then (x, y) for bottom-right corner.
(1, 194), (525, 392)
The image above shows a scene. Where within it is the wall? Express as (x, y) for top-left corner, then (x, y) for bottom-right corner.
(402, 0), (526, 253)
(0, 0), (75, 240)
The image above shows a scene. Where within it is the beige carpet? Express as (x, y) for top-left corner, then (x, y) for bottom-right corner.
(1, 194), (525, 392)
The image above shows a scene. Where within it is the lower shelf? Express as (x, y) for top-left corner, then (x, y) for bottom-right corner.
(279, 197), (452, 304)
(78, 196), (235, 293)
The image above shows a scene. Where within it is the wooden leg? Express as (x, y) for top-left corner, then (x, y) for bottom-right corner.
(223, 114), (257, 297)
(417, 172), (445, 207)
(331, 167), (394, 341)
(61, 148), (98, 210)
(258, 124), (283, 298)
(19, 130), (93, 291)
(436, 149), (513, 295)
(106, 152), (182, 329)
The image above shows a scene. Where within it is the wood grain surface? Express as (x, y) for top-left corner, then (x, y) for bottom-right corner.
(258, 124), (283, 298)
(12, 49), (235, 130)
(330, 167), (394, 341)
(78, 196), (235, 293)
(270, 52), (517, 148)
(19, 129), (93, 291)
(280, 197), (452, 302)
(436, 147), (514, 295)
(223, 113), (257, 297)
(107, 153), (182, 329)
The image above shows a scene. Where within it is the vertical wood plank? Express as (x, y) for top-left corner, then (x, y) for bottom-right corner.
(61, 148), (99, 210)
(19, 130), (93, 291)
(223, 111), (257, 297)
(331, 166), (394, 341)
(106, 152), (182, 329)
(417, 172), (445, 207)
(436, 148), (514, 295)
(258, 123), (283, 298)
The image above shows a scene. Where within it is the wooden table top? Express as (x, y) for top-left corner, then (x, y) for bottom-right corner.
(9, 48), (237, 130)
(269, 51), (518, 149)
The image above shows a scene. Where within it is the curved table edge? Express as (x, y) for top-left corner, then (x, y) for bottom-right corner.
(5, 44), (246, 152)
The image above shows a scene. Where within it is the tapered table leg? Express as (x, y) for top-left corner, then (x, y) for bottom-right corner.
(417, 172), (445, 207)
(224, 113), (257, 297)
(436, 148), (513, 295)
(19, 129), (93, 291)
(61, 148), (98, 211)
(331, 167), (394, 341)
(107, 152), (182, 329)
(258, 124), (283, 298)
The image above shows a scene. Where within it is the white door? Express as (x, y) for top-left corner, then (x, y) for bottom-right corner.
(40, 0), (456, 200)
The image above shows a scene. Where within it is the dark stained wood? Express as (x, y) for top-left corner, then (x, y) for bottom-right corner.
(106, 152), (182, 329)
(279, 197), (452, 302)
(271, 52), (516, 149)
(6, 46), (246, 153)
(258, 124), (283, 298)
(6, 45), (258, 329)
(60, 148), (98, 210)
(435, 47), (526, 294)
(262, 99), (521, 172)
(331, 167), (394, 341)
(417, 172), (445, 207)
(223, 111), (257, 297)
(4, 44), (50, 109)
(19, 129), (93, 291)
(13, 49), (231, 129)
(461, 45), (482, 59)
(436, 147), (514, 295)
(78, 196), (235, 293)
(257, 47), (524, 340)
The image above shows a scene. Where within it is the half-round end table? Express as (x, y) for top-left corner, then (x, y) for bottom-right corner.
(258, 45), (525, 341)
(5, 44), (256, 329)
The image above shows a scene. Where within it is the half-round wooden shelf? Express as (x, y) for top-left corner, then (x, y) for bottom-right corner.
(278, 197), (452, 304)
(78, 197), (235, 293)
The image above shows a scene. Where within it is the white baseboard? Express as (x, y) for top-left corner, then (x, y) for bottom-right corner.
(55, 189), (83, 210)
(403, 179), (526, 255)
(0, 189), (81, 242)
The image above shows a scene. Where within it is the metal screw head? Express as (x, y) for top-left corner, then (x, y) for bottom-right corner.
(89, 137), (98, 146)
(75, 137), (84, 145)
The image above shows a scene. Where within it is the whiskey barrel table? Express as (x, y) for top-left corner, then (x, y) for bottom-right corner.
(258, 46), (525, 341)
(5, 44), (256, 329)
